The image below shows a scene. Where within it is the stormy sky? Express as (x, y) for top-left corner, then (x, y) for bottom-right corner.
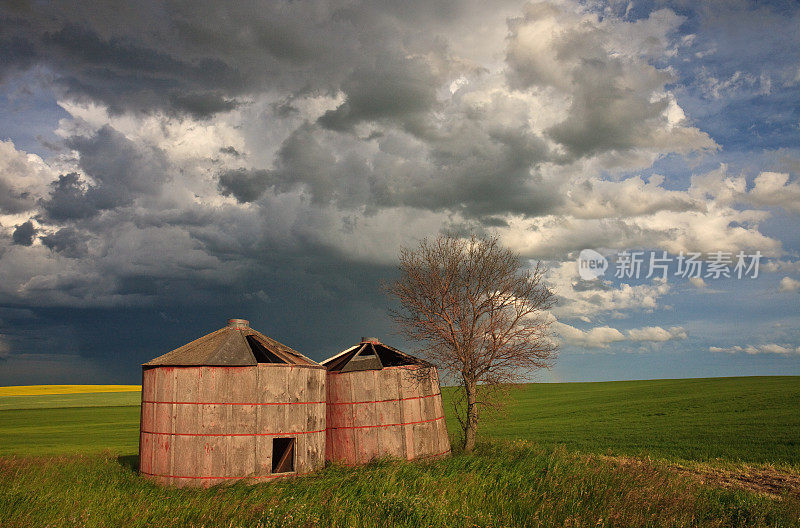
(1, 0), (799, 385)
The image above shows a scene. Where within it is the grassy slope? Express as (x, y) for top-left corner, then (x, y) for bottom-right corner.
(2, 376), (799, 464)
(0, 406), (140, 455)
(2, 444), (799, 528)
(0, 391), (141, 455)
(451, 376), (800, 466)
(0, 391), (140, 410)
(2, 377), (800, 527)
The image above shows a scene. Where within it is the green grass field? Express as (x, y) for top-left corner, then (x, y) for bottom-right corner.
(456, 376), (800, 466)
(5, 376), (796, 463)
(4, 443), (799, 528)
(0, 391), (141, 455)
(1, 376), (799, 527)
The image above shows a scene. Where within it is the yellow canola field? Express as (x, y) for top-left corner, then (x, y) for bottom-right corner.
(0, 385), (141, 396)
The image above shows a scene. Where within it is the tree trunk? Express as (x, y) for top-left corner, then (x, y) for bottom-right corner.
(463, 380), (478, 452)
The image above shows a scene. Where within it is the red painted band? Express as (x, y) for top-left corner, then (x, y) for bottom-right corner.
(328, 393), (441, 406)
(142, 393), (439, 407)
(140, 470), (313, 480)
(142, 400), (325, 406)
(141, 428), (325, 437)
(328, 415), (445, 431)
(417, 448), (452, 460)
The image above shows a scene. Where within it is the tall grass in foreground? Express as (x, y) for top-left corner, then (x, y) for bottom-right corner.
(2, 441), (798, 528)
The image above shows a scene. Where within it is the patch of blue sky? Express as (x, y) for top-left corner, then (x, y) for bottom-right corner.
(0, 67), (68, 157)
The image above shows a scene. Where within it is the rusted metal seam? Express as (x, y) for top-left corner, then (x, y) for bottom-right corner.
(327, 392), (442, 406)
(140, 428), (326, 437)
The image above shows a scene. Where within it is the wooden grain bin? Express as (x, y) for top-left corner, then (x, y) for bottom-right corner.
(139, 319), (326, 487)
(322, 338), (451, 465)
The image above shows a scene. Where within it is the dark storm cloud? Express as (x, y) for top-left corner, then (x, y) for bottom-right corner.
(2, 0), (777, 386)
(5, 0), (568, 219)
(219, 146), (243, 157)
(270, 100), (300, 119)
(0, 31), (37, 83)
(504, 2), (713, 160)
(217, 123), (383, 208)
(253, 117), (559, 218)
(477, 216), (510, 228)
(546, 61), (672, 158)
(217, 168), (271, 203)
(405, 124), (557, 217)
(318, 54), (441, 132)
(40, 227), (89, 258)
(11, 220), (36, 246)
(0, 250), (403, 385)
(67, 126), (168, 201)
(40, 126), (169, 220)
(0, 1), (442, 117)
(168, 92), (240, 119)
(0, 19), (248, 117)
(0, 178), (33, 214)
(265, 124), (345, 204)
(39, 173), (97, 221)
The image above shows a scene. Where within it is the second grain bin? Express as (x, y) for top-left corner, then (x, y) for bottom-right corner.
(322, 338), (451, 465)
(139, 319), (326, 487)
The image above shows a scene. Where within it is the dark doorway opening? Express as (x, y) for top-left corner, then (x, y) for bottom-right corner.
(272, 437), (295, 473)
(247, 335), (287, 363)
(326, 341), (426, 372)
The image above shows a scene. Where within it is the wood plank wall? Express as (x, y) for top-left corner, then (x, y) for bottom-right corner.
(140, 364), (326, 487)
(326, 366), (451, 465)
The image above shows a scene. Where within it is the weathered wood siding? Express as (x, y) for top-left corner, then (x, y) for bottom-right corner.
(326, 365), (451, 465)
(140, 364), (326, 487)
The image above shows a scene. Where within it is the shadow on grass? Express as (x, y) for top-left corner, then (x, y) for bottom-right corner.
(116, 454), (139, 473)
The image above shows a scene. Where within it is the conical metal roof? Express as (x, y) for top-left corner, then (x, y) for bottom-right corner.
(322, 337), (429, 372)
(143, 319), (318, 367)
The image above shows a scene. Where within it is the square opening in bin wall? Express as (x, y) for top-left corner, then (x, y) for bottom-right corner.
(272, 437), (295, 473)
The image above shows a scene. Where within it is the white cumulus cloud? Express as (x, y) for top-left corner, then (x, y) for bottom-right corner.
(556, 321), (686, 349)
(627, 326), (687, 342)
(710, 344), (800, 355)
(779, 277), (800, 292)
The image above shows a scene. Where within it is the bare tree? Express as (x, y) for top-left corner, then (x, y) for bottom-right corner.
(386, 234), (557, 452)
